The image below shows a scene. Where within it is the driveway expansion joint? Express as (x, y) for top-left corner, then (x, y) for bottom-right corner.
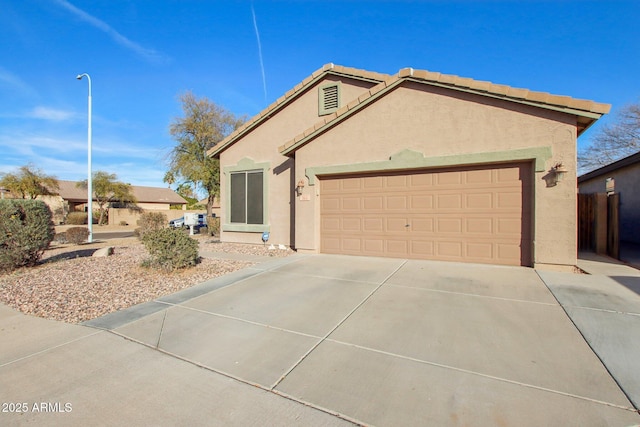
(268, 260), (409, 391)
(106, 328), (364, 426)
(323, 338), (639, 413)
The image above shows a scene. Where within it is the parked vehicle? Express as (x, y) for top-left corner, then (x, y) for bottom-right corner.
(169, 217), (185, 228)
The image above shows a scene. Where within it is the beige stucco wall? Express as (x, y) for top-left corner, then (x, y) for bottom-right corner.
(219, 76), (584, 268)
(580, 163), (640, 244)
(219, 76), (378, 246)
(294, 83), (579, 268)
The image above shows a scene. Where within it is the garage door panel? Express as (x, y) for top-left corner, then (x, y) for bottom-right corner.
(342, 218), (361, 231)
(437, 218), (462, 233)
(410, 241), (434, 256)
(386, 195), (408, 210)
(437, 194), (462, 209)
(387, 218), (409, 232)
(437, 241), (463, 257)
(341, 178), (362, 190)
(467, 242), (494, 259)
(363, 196), (384, 210)
(342, 238), (362, 252)
(466, 193), (493, 209)
(466, 218), (493, 234)
(436, 171), (463, 185)
(363, 218), (384, 232)
(410, 194), (434, 210)
(497, 192), (522, 209)
(466, 169), (493, 184)
(321, 217), (340, 232)
(410, 173), (433, 187)
(321, 197), (341, 211)
(363, 176), (383, 189)
(363, 239), (384, 254)
(497, 218), (522, 235)
(387, 240), (409, 255)
(411, 218), (434, 233)
(320, 162), (532, 266)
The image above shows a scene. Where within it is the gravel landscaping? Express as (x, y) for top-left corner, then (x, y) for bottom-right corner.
(0, 236), (293, 324)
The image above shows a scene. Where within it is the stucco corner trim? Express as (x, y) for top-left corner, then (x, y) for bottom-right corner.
(305, 146), (552, 185)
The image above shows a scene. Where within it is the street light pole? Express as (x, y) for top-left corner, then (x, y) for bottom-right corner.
(76, 73), (93, 243)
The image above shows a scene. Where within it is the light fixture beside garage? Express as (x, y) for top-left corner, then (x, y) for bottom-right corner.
(296, 179), (305, 196)
(552, 162), (568, 184)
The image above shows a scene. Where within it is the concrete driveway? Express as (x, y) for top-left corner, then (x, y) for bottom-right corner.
(1, 254), (639, 426)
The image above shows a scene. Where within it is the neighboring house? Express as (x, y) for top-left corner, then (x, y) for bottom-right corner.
(210, 64), (609, 269)
(578, 151), (640, 244)
(40, 180), (187, 223)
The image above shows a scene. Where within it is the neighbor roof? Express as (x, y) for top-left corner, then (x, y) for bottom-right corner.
(53, 180), (187, 204)
(209, 64), (390, 158)
(279, 66), (611, 156)
(578, 151), (640, 183)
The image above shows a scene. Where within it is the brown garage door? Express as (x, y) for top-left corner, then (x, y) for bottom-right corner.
(320, 162), (532, 266)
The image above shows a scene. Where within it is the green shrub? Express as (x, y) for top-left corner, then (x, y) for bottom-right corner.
(137, 211), (167, 241)
(208, 217), (220, 236)
(65, 227), (90, 245)
(141, 228), (198, 271)
(0, 200), (55, 270)
(119, 220), (128, 226)
(66, 212), (87, 225)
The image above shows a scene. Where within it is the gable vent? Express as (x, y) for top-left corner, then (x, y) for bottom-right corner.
(319, 83), (341, 115)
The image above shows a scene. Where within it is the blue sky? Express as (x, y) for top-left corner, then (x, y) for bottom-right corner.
(1, 0), (638, 190)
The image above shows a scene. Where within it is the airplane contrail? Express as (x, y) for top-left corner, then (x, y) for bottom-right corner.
(251, 4), (268, 103)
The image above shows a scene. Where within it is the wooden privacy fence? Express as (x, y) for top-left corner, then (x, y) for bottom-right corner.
(578, 193), (619, 258)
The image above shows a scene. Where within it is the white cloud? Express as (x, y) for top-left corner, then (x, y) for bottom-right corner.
(53, 0), (170, 64)
(29, 106), (77, 121)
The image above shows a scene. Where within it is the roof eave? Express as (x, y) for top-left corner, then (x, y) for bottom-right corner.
(279, 75), (609, 156)
(209, 64), (389, 158)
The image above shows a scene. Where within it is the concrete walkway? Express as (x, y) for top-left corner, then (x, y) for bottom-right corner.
(538, 251), (640, 411)
(2, 254), (640, 426)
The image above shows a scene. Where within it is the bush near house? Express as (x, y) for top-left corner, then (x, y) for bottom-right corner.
(66, 212), (87, 225)
(135, 211), (167, 241)
(141, 228), (198, 271)
(65, 227), (90, 245)
(0, 200), (55, 271)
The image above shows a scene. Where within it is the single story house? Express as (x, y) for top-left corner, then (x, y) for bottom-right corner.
(210, 64), (609, 269)
(41, 180), (187, 223)
(578, 151), (640, 244)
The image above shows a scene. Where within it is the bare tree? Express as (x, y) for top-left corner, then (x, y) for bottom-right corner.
(579, 102), (640, 172)
(165, 91), (245, 218)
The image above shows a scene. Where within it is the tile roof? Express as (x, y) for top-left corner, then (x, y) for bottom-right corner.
(279, 66), (611, 156)
(53, 180), (187, 204)
(208, 64), (390, 157)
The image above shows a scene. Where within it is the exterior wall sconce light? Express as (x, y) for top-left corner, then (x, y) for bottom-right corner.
(543, 162), (569, 188)
(296, 179), (305, 196)
(552, 162), (568, 184)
